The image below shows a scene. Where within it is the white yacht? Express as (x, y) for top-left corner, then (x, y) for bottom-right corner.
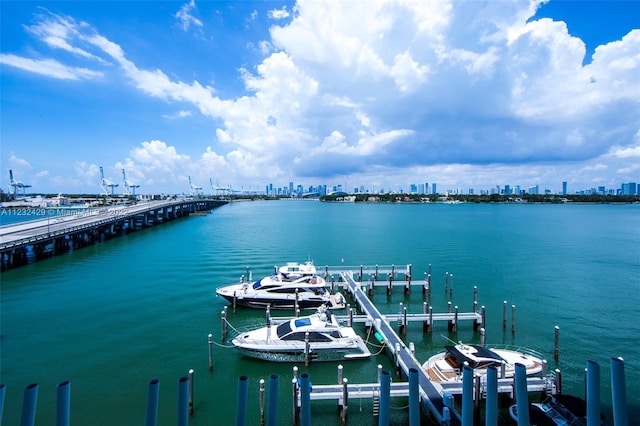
(232, 306), (371, 362)
(216, 261), (345, 310)
(422, 342), (545, 383)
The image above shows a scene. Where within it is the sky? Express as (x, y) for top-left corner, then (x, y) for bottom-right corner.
(1, 0), (639, 196)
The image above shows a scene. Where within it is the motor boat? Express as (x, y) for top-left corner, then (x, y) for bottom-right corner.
(216, 261), (346, 310)
(231, 305), (371, 362)
(422, 342), (545, 383)
(509, 394), (604, 425)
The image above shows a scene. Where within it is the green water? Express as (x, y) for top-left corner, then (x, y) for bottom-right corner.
(1, 201), (638, 425)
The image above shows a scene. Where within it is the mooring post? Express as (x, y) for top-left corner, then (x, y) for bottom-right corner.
(423, 272), (427, 294)
(555, 369), (562, 394)
(0, 383), (5, 425)
(428, 306), (433, 334)
(56, 380), (70, 426)
(449, 274), (454, 298)
(20, 383), (38, 426)
(145, 379), (159, 426)
(408, 367), (420, 426)
(236, 376), (249, 426)
(511, 305), (516, 334)
(462, 366), (474, 426)
(208, 334), (214, 371)
(221, 309), (228, 342)
(610, 357), (628, 426)
(188, 369), (194, 416)
(177, 376), (189, 426)
(233, 290), (237, 313)
(299, 373), (311, 426)
(337, 365), (344, 412)
(473, 286), (478, 311)
(514, 363), (530, 426)
(291, 378), (299, 426)
(304, 332), (310, 367)
(485, 366), (498, 426)
(341, 378), (348, 424)
(445, 272), (449, 294)
(267, 374), (279, 426)
(554, 326), (560, 361)
(502, 301), (507, 330)
(379, 370), (391, 426)
(260, 379), (266, 426)
(480, 328), (485, 347)
(586, 360), (601, 426)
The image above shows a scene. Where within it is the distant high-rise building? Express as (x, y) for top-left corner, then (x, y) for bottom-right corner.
(621, 182), (637, 195)
(562, 181), (567, 195)
(432, 183), (436, 194)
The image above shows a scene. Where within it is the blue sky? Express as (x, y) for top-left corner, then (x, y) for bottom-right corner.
(1, 0), (639, 195)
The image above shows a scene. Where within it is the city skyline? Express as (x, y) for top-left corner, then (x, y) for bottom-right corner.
(2, 1), (639, 195)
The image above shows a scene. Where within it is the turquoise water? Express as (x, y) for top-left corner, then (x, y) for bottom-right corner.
(1, 201), (638, 425)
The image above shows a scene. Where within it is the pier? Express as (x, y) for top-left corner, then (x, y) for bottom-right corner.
(0, 199), (227, 271)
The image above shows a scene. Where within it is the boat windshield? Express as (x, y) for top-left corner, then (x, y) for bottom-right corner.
(252, 279), (262, 290)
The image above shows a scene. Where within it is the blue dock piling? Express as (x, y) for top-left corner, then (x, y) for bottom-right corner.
(177, 376), (189, 426)
(485, 366), (498, 426)
(145, 379), (160, 426)
(299, 373), (311, 426)
(610, 357), (628, 426)
(514, 363), (530, 426)
(408, 368), (419, 426)
(586, 360), (601, 426)
(267, 374), (279, 426)
(56, 381), (70, 426)
(20, 383), (38, 426)
(236, 376), (249, 426)
(0, 383), (5, 425)
(378, 369), (391, 426)
(462, 365), (473, 426)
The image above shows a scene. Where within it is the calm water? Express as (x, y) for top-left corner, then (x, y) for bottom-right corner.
(1, 201), (638, 425)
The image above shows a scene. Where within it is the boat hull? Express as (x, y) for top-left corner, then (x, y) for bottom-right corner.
(218, 293), (343, 310)
(233, 344), (370, 362)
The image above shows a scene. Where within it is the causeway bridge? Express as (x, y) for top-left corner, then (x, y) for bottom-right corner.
(0, 199), (227, 271)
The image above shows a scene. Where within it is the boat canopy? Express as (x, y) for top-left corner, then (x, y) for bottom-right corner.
(445, 344), (505, 369)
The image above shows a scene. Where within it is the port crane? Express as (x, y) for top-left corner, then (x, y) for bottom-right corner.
(210, 178), (231, 197)
(121, 169), (140, 196)
(7, 169), (32, 197)
(100, 166), (119, 196)
(188, 176), (203, 196)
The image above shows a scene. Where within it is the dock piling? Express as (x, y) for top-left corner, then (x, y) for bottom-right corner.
(341, 378), (348, 424)
(208, 334), (213, 371)
(177, 376), (189, 426)
(502, 301), (507, 330)
(586, 360), (601, 426)
(514, 364), (530, 426)
(267, 374), (279, 426)
(56, 381), (70, 426)
(188, 369), (194, 416)
(259, 379), (265, 426)
(408, 368), (419, 426)
(610, 357), (628, 426)
(235, 376), (249, 426)
(299, 373), (311, 426)
(0, 383), (5, 425)
(511, 305), (516, 334)
(462, 366), (473, 426)
(554, 326), (560, 361)
(144, 379), (159, 426)
(485, 366), (498, 426)
(20, 383), (38, 426)
(379, 370), (391, 426)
